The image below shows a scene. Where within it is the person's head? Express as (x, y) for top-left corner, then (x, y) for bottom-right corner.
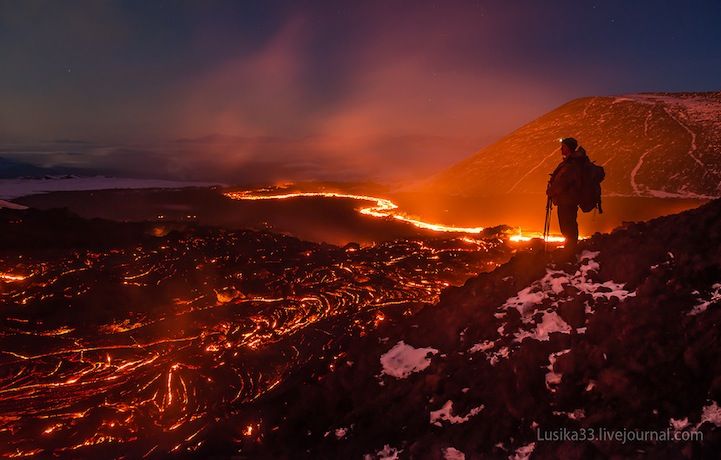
(559, 137), (578, 158)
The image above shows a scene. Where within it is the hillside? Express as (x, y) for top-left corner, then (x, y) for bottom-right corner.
(234, 198), (721, 459)
(422, 92), (721, 199)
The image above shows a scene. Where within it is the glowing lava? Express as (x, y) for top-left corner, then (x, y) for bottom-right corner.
(0, 226), (509, 457)
(508, 232), (567, 243)
(0, 272), (28, 282)
(0, 188), (563, 457)
(224, 190), (485, 234)
(224, 189), (570, 242)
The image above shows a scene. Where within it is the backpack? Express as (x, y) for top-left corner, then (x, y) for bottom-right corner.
(578, 160), (605, 213)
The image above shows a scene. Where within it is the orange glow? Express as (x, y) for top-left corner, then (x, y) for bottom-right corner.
(5, 448), (44, 457)
(508, 232), (567, 243)
(215, 288), (242, 303)
(224, 189), (585, 242)
(507, 229), (588, 243)
(43, 424), (63, 435)
(0, 199), (515, 456)
(0, 272), (28, 282)
(225, 190), (484, 234)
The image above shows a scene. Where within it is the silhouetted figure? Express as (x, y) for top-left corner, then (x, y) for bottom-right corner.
(546, 137), (589, 257)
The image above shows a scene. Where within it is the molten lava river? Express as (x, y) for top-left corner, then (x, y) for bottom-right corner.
(0, 202), (516, 458)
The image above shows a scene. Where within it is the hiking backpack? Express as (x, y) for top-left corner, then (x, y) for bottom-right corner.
(578, 161), (605, 213)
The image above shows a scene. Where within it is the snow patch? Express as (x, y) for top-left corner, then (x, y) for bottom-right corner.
(545, 349), (571, 392)
(492, 251), (635, 362)
(486, 346), (510, 366)
(670, 401), (721, 435)
(669, 417), (690, 431)
(514, 311), (571, 342)
(644, 188), (716, 199)
(365, 445), (403, 460)
(380, 341), (438, 378)
(503, 284), (550, 316)
(442, 447), (465, 460)
(469, 340), (495, 353)
(509, 442), (535, 460)
(430, 400), (484, 426)
(698, 401), (721, 428)
(502, 251), (634, 318)
(688, 283), (721, 316)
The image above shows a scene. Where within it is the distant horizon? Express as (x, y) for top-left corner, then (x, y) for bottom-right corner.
(3, 88), (720, 185)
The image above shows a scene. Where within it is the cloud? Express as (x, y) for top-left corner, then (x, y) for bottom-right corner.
(0, 2), (595, 183)
(156, 7), (580, 183)
(175, 15), (312, 138)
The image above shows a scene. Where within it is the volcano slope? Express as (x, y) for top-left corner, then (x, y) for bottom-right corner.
(423, 92), (721, 199)
(239, 198), (721, 459)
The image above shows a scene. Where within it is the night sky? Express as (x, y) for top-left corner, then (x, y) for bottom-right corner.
(1, 0), (720, 182)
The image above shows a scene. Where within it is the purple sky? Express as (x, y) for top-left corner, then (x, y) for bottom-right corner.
(1, 0), (719, 183)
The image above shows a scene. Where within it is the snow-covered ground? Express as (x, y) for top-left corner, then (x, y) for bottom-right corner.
(429, 400), (484, 426)
(466, 250), (636, 368)
(380, 341), (438, 379)
(0, 176), (220, 200)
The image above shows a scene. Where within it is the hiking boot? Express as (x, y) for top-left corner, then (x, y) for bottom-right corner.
(549, 247), (576, 266)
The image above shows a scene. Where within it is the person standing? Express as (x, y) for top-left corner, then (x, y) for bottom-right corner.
(546, 137), (589, 257)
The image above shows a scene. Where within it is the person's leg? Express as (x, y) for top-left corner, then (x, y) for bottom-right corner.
(557, 204), (579, 254)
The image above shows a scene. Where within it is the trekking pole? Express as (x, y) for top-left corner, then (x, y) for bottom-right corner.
(546, 201), (553, 253)
(543, 197), (552, 254)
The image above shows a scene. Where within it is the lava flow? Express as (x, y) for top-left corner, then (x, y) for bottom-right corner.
(0, 215), (512, 458)
(224, 189), (567, 242)
(224, 190), (486, 234)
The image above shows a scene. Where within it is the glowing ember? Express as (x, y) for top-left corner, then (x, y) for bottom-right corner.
(0, 272), (28, 282)
(507, 229), (588, 243)
(508, 232), (567, 243)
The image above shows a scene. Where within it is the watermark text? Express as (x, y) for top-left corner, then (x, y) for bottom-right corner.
(537, 427), (702, 443)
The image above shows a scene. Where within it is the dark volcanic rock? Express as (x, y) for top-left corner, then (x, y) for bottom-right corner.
(0, 207), (512, 459)
(237, 199), (721, 459)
